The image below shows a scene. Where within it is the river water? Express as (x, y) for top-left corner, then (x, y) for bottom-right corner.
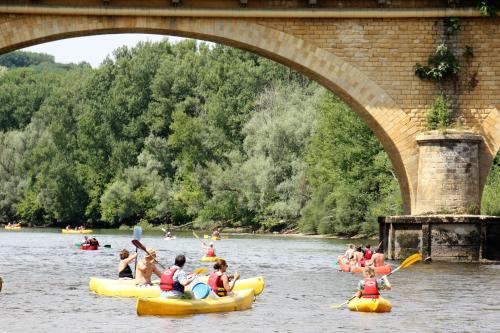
(0, 229), (499, 333)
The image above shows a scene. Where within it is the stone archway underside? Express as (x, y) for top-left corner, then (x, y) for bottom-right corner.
(0, 14), (450, 214)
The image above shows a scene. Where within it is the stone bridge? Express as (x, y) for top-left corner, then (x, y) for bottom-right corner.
(0, 1), (499, 254)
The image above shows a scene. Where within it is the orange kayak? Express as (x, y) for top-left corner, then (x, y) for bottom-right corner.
(337, 257), (391, 275)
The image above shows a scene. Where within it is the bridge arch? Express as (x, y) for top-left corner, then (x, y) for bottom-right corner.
(0, 15), (421, 213)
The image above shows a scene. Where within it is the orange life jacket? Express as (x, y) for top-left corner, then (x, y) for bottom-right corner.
(160, 267), (184, 292)
(206, 248), (216, 257)
(362, 278), (380, 299)
(208, 272), (227, 296)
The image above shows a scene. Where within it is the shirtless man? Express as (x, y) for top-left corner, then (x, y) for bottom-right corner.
(135, 248), (162, 285)
(366, 247), (385, 267)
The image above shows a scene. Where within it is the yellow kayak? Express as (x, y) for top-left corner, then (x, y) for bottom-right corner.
(347, 297), (392, 313)
(201, 256), (219, 262)
(61, 229), (93, 234)
(136, 288), (254, 316)
(204, 234), (221, 241)
(89, 276), (265, 297)
(5, 226), (21, 230)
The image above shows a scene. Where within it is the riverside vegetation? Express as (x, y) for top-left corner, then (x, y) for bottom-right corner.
(0, 40), (498, 236)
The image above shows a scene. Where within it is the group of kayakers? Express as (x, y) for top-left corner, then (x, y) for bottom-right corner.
(82, 236), (100, 247)
(66, 225), (86, 231)
(342, 243), (385, 268)
(117, 232), (236, 299)
(340, 244), (391, 303)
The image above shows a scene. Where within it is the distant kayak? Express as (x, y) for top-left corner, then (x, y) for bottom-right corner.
(347, 296), (392, 313)
(337, 257), (392, 275)
(201, 256), (219, 262)
(136, 288), (255, 316)
(80, 244), (98, 250)
(5, 226), (21, 230)
(164, 236), (177, 240)
(62, 229), (93, 234)
(204, 234), (221, 241)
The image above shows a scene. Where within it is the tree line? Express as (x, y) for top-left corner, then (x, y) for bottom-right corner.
(0, 40), (498, 235)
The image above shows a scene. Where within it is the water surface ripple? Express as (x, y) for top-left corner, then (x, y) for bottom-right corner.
(1, 229), (499, 333)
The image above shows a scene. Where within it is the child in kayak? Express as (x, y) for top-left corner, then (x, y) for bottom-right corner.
(118, 249), (137, 279)
(355, 267), (391, 299)
(159, 254), (197, 299)
(208, 259), (240, 297)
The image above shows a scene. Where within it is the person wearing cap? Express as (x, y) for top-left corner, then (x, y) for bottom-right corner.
(203, 242), (216, 257)
(135, 248), (162, 286)
(118, 249), (137, 279)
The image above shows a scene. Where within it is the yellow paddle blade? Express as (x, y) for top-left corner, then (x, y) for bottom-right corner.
(400, 253), (422, 269)
(193, 267), (208, 275)
(193, 231), (200, 240)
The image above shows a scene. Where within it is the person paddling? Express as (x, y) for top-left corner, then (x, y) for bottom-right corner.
(118, 249), (137, 279)
(350, 246), (365, 268)
(135, 247), (162, 286)
(364, 244), (373, 261)
(366, 247), (385, 267)
(207, 259), (240, 297)
(355, 267), (391, 299)
(204, 242), (216, 257)
(212, 229), (220, 238)
(159, 254), (196, 299)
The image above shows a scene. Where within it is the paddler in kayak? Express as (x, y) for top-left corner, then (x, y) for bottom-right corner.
(159, 254), (197, 299)
(350, 246), (365, 268)
(212, 229), (220, 239)
(364, 244), (373, 261)
(355, 266), (391, 299)
(203, 242), (216, 257)
(135, 248), (162, 286)
(208, 259), (240, 297)
(366, 247), (385, 267)
(118, 249), (137, 279)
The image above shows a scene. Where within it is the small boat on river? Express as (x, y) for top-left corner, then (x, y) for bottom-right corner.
(136, 288), (255, 316)
(201, 256), (220, 262)
(62, 229), (93, 234)
(89, 276), (265, 298)
(5, 225), (21, 230)
(80, 244), (99, 250)
(337, 257), (392, 275)
(347, 296), (392, 313)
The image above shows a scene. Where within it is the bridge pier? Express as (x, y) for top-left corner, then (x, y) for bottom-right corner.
(381, 131), (500, 262)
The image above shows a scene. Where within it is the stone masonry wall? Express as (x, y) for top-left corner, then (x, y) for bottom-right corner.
(0, 6), (498, 214)
(415, 131), (482, 215)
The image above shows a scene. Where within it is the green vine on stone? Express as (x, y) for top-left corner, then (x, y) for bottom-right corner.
(414, 44), (459, 81)
(477, 0), (498, 16)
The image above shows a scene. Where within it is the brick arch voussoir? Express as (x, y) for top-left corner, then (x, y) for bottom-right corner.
(0, 15), (420, 213)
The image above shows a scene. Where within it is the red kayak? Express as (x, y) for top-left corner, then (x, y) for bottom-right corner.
(337, 257), (391, 275)
(80, 244), (98, 250)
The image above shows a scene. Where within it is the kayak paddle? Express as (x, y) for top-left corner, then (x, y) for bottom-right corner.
(133, 226), (142, 274)
(331, 252), (422, 310)
(193, 267), (208, 275)
(131, 239), (166, 270)
(193, 231), (207, 247)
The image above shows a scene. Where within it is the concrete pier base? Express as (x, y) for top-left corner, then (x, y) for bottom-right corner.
(379, 215), (500, 262)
